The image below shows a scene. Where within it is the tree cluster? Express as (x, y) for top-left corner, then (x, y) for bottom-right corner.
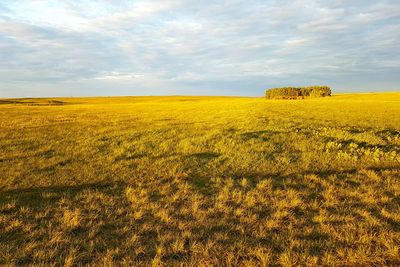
(265, 86), (331, 99)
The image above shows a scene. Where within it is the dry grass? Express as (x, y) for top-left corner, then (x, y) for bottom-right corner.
(0, 93), (399, 265)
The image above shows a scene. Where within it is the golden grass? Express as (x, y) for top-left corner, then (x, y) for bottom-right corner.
(0, 93), (399, 265)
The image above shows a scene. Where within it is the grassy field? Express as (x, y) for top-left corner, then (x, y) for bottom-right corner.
(1, 93), (400, 266)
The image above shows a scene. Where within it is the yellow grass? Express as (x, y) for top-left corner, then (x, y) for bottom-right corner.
(0, 93), (399, 265)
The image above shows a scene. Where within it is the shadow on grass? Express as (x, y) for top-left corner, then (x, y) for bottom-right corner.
(268, 166), (400, 190)
(190, 152), (220, 160)
(0, 182), (126, 207)
(376, 128), (400, 138)
(240, 130), (274, 141)
(0, 99), (80, 106)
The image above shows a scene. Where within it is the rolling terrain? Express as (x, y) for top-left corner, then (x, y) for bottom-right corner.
(1, 93), (400, 266)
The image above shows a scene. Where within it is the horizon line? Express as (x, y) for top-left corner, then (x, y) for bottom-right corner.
(1, 91), (399, 100)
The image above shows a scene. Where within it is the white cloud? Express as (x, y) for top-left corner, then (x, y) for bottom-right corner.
(94, 72), (145, 80)
(285, 39), (307, 46)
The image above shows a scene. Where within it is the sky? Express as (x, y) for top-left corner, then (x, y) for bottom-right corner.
(0, 0), (399, 97)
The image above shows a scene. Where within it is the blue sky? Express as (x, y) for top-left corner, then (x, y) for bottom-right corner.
(0, 0), (399, 97)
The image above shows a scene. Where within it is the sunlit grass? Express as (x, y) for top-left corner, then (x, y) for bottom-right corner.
(0, 93), (399, 265)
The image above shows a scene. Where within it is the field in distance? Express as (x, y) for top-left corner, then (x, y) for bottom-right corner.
(0, 93), (400, 265)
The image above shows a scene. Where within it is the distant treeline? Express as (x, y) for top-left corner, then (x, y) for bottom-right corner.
(265, 86), (332, 99)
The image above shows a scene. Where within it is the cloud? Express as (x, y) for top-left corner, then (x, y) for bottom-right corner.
(0, 0), (399, 97)
(94, 72), (145, 81)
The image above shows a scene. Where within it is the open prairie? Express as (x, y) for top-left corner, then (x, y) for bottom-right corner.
(1, 93), (400, 266)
